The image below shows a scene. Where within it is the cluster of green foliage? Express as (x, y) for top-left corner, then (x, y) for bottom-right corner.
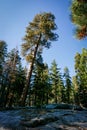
(0, 41), (26, 108)
(28, 59), (74, 107)
(70, 0), (87, 39)
(73, 48), (87, 107)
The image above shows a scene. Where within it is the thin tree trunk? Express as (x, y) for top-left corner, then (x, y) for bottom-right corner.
(46, 93), (49, 104)
(20, 34), (41, 106)
(0, 84), (6, 107)
(34, 90), (37, 106)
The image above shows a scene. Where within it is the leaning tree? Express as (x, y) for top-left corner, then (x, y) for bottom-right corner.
(20, 12), (58, 106)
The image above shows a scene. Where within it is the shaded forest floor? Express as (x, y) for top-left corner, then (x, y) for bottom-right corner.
(0, 106), (87, 130)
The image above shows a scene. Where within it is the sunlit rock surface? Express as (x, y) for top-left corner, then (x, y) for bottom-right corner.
(0, 105), (87, 130)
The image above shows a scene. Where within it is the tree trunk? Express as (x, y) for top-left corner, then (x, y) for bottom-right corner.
(20, 34), (41, 106)
(46, 93), (49, 104)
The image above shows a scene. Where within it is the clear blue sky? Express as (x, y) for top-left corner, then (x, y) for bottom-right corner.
(0, 0), (87, 76)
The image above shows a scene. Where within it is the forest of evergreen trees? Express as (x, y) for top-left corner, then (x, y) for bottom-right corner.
(0, 40), (87, 108)
(0, 0), (87, 108)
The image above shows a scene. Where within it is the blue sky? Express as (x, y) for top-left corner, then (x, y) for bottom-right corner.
(0, 0), (87, 76)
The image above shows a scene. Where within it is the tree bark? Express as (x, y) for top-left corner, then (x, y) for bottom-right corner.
(20, 34), (41, 106)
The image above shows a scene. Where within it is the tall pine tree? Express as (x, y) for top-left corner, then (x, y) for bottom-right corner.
(74, 48), (87, 106)
(20, 12), (58, 106)
(63, 67), (72, 104)
(50, 60), (63, 103)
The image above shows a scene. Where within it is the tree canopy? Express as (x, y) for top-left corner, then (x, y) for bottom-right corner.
(71, 0), (87, 39)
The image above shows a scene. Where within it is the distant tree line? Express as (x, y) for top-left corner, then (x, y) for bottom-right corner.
(0, 12), (87, 108)
(0, 40), (87, 108)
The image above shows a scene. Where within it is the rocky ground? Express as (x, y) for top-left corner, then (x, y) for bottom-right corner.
(0, 105), (87, 130)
